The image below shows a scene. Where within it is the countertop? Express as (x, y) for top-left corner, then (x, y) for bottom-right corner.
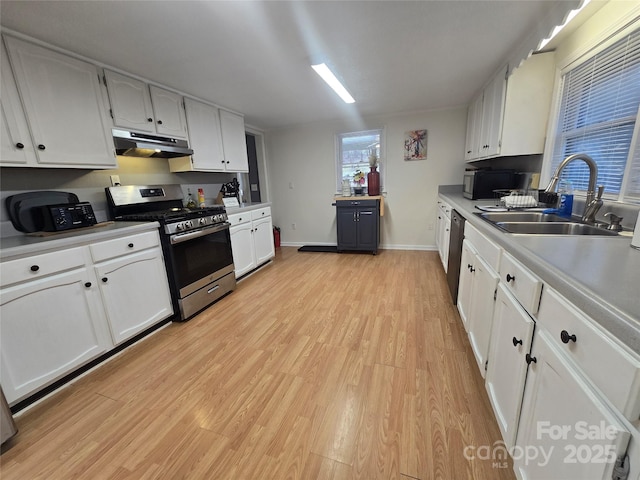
(438, 186), (640, 354)
(0, 221), (160, 259)
(225, 202), (272, 215)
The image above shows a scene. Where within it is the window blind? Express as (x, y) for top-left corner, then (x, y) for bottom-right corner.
(551, 28), (640, 202)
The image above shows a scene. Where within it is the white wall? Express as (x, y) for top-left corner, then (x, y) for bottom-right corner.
(265, 106), (467, 249)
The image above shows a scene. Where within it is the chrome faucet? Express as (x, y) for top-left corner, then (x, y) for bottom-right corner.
(544, 153), (603, 223)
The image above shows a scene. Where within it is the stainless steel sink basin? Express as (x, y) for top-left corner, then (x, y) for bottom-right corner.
(494, 222), (619, 236)
(477, 212), (570, 223)
(474, 211), (619, 236)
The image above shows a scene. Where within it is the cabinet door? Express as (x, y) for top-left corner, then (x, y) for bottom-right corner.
(1, 40), (37, 166)
(219, 109), (249, 172)
(485, 284), (534, 449)
(230, 222), (256, 278)
(356, 208), (379, 253)
(440, 215), (450, 271)
(466, 255), (499, 377)
(515, 330), (631, 480)
(182, 97), (224, 171)
(0, 268), (111, 405)
(104, 69), (155, 133)
(253, 216), (275, 266)
(149, 85), (187, 139)
(457, 240), (476, 329)
(95, 248), (173, 345)
(336, 207), (358, 251)
(479, 66), (507, 158)
(464, 95), (482, 161)
(5, 36), (116, 168)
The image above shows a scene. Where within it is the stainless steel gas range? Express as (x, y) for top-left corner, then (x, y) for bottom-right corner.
(106, 184), (235, 321)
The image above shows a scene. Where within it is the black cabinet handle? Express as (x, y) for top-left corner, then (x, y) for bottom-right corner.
(128, 243), (134, 248)
(16, 142), (24, 149)
(38, 144), (46, 150)
(512, 337), (523, 347)
(560, 330), (577, 344)
(157, 120), (163, 125)
(506, 273), (515, 283)
(147, 117), (153, 122)
(469, 266), (475, 273)
(84, 282), (92, 288)
(526, 353), (537, 365)
(101, 277), (108, 283)
(30, 265), (40, 272)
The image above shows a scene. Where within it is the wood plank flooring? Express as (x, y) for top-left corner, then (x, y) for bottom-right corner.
(1, 247), (514, 479)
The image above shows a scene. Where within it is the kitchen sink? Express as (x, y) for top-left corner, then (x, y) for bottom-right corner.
(476, 212), (570, 223)
(474, 211), (619, 236)
(493, 222), (619, 236)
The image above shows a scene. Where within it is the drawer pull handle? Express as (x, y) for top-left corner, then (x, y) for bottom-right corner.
(512, 337), (523, 347)
(526, 353), (537, 365)
(84, 282), (92, 288)
(30, 265), (40, 272)
(506, 273), (515, 283)
(560, 330), (577, 344)
(469, 266), (475, 273)
(157, 119), (163, 125)
(38, 144), (46, 150)
(16, 142), (24, 149)
(102, 277), (108, 283)
(128, 243), (134, 248)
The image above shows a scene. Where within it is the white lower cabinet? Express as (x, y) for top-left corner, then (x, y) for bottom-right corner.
(0, 266), (112, 405)
(514, 330), (631, 480)
(485, 283), (535, 449)
(229, 207), (275, 279)
(94, 248), (173, 345)
(0, 228), (173, 405)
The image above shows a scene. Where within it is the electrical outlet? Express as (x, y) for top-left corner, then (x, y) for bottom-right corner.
(110, 175), (121, 186)
(291, 222), (297, 230)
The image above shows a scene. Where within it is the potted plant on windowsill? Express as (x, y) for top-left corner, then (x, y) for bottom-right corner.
(353, 170), (365, 195)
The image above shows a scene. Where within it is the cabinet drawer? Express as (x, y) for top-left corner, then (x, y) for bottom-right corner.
(538, 287), (640, 421)
(228, 212), (251, 226)
(90, 231), (160, 262)
(250, 207), (271, 221)
(438, 198), (451, 218)
(336, 199), (378, 209)
(464, 222), (501, 272)
(499, 251), (542, 314)
(1, 247), (86, 287)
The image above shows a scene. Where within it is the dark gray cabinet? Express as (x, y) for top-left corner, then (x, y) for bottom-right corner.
(336, 199), (380, 254)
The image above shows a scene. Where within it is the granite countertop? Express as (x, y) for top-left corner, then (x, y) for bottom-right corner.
(438, 186), (640, 354)
(0, 221), (159, 259)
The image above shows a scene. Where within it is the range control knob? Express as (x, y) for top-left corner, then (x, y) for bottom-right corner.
(176, 223), (183, 232)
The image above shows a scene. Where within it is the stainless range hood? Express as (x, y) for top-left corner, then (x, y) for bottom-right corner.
(113, 129), (194, 158)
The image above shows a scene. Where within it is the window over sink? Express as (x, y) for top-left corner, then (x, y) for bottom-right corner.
(545, 25), (640, 204)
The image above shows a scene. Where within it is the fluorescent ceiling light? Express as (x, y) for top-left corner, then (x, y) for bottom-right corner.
(311, 63), (355, 104)
(537, 0), (591, 51)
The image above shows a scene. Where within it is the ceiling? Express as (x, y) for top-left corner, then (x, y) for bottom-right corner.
(0, 1), (582, 130)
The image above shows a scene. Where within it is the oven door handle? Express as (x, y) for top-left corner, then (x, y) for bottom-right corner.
(169, 222), (230, 244)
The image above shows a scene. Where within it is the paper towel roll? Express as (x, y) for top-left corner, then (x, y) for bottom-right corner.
(632, 211), (640, 250)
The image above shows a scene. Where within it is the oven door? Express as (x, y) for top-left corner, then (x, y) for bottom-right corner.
(169, 223), (234, 298)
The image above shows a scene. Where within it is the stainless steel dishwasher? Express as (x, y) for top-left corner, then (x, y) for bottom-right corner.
(446, 209), (465, 304)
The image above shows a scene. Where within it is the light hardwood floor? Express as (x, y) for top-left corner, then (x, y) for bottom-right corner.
(1, 247), (514, 479)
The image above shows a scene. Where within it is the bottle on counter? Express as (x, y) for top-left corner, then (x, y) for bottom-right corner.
(557, 179), (573, 217)
(197, 188), (206, 208)
(185, 189), (197, 209)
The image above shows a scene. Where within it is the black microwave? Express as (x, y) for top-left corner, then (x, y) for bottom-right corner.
(463, 169), (516, 199)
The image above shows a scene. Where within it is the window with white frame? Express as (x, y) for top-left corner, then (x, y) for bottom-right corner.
(336, 129), (384, 193)
(548, 27), (640, 203)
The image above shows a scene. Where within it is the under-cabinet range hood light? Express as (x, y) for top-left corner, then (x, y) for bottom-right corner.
(112, 129), (194, 158)
(311, 63), (355, 104)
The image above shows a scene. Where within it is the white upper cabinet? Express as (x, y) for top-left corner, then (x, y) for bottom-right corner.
(169, 97), (224, 172)
(465, 51), (555, 161)
(104, 69), (187, 139)
(149, 85), (188, 138)
(220, 109), (249, 173)
(104, 69), (155, 133)
(1, 39), (37, 166)
(2, 35), (116, 169)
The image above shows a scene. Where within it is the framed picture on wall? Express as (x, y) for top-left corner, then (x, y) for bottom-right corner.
(404, 129), (427, 161)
